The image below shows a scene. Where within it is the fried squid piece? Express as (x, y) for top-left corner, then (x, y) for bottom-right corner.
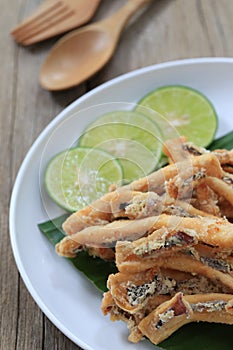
(223, 165), (233, 174)
(57, 217), (157, 257)
(115, 227), (198, 272)
(165, 155), (222, 201)
(101, 291), (170, 343)
(107, 267), (178, 314)
(192, 178), (221, 216)
(164, 138), (233, 166)
(138, 293), (233, 345)
(56, 241), (115, 260)
(62, 190), (141, 235)
(163, 198), (215, 218)
(149, 214), (233, 249)
(59, 190), (141, 258)
(163, 137), (209, 162)
(153, 253), (233, 291)
(213, 149), (233, 166)
(138, 292), (193, 345)
(122, 153), (222, 193)
(181, 142), (209, 157)
(110, 191), (163, 219)
(193, 243), (233, 274)
(116, 245), (233, 292)
(218, 197), (233, 220)
(185, 293), (233, 323)
(106, 267), (228, 315)
(191, 173), (233, 218)
(163, 136), (190, 163)
(111, 191), (214, 220)
(116, 236), (233, 282)
(204, 176), (233, 206)
(57, 214), (233, 257)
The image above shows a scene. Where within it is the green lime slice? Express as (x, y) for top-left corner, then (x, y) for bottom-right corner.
(135, 85), (218, 147)
(78, 111), (163, 183)
(44, 147), (123, 212)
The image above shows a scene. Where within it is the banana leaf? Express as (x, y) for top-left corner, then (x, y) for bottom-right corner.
(159, 322), (233, 349)
(209, 130), (233, 150)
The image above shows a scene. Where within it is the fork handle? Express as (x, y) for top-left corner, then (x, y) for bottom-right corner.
(102, 0), (152, 38)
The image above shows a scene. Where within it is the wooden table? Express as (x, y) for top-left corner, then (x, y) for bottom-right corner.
(1, 0), (233, 349)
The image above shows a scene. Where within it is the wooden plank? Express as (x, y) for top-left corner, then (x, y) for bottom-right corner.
(0, 1), (25, 350)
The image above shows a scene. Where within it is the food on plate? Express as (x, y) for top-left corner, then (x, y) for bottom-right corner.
(40, 85), (233, 347)
(138, 293), (233, 345)
(54, 136), (233, 346)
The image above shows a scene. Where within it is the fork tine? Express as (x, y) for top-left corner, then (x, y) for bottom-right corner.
(11, 0), (64, 38)
(14, 7), (73, 44)
(21, 13), (83, 46)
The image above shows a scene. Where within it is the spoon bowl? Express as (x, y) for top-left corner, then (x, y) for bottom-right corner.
(40, 28), (113, 90)
(39, 0), (151, 90)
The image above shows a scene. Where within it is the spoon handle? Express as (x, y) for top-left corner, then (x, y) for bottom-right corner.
(102, 0), (152, 38)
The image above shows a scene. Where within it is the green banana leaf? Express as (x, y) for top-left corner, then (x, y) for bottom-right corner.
(209, 130), (233, 150)
(159, 323), (233, 349)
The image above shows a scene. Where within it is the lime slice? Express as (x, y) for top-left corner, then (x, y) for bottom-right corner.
(44, 147), (123, 212)
(79, 111), (163, 183)
(135, 85), (218, 147)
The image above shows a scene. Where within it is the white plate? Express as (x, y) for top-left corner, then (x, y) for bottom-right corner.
(10, 57), (233, 350)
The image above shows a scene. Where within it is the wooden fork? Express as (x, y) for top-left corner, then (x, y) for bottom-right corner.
(11, 0), (101, 46)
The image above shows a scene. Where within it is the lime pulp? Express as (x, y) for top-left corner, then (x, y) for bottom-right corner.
(135, 85), (218, 147)
(78, 110), (163, 183)
(44, 147), (123, 212)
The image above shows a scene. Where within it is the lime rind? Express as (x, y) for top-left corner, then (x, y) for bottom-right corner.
(135, 85), (218, 147)
(44, 147), (123, 212)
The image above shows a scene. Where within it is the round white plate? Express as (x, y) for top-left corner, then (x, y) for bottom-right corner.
(10, 58), (233, 350)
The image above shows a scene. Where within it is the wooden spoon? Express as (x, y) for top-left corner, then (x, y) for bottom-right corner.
(39, 0), (151, 90)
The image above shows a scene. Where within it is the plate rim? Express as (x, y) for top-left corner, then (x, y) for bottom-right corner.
(9, 56), (233, 350)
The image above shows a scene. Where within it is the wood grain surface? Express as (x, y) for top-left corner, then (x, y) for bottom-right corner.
(1, 0), (233, 349)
